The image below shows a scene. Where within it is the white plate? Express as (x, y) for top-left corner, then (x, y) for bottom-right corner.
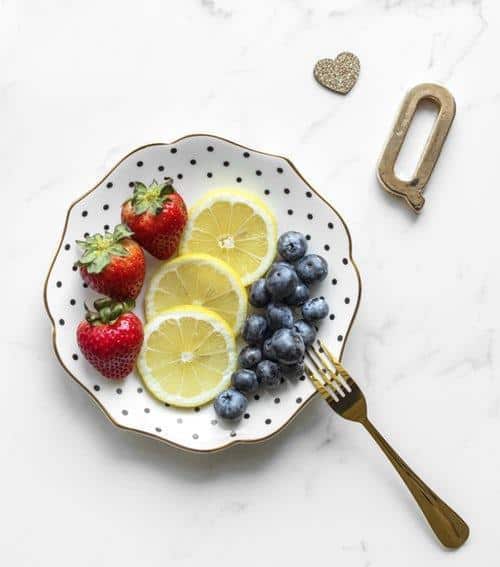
(44, 134), (361, 452)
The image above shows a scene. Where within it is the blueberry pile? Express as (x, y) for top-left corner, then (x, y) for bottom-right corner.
(214, 231), (330, 421)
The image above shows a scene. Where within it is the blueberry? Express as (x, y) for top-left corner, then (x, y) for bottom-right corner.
(231, 369), (259, 394)
(249, 278), (271, 308)
(266, 302), (294, 331)
(293, 319), (317, 346)
(302, 297), (329, 322)
(238, 345), (262, 368)
(280, 360), (305, 380)
(214, 389), (248, 420)
(278, 231), (307, 262)
(284, 281), (310, 306)
(269, 261), (294, 273)
(295, 254), (328, 284)
(271, 328), (305, 365)
(256, 360), (281, 389)
(265, 264), (298, 299)
(242, 314), (268, 344)
(262, 337), (278, 361)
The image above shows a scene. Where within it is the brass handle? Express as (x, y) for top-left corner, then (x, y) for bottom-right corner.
(362, 418), (469, 549)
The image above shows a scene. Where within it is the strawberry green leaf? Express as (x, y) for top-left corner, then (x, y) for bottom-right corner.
(130, 179), (176, 216)
(75, 224), (132, 273)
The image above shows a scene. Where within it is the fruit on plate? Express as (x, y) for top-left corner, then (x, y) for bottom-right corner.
(145, 253), (247, 334)
(137, 306), (236, 407)
(121, 178), (188, 260)
(76, 298), (144, 380)
(76, 224), (145, 300)
(213, 389), (248, 420)
(180, 188), (277, 286)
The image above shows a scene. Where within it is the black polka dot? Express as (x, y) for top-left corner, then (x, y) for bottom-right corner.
(190, 159), (196, 165)
(122, 409), (128, 415)
(328, 222), (333, 229)
(300, 374), (305, 381)
(177, 418), (183, 424)
(194, 407), (200, 412)
(244, 413), (250, 419)
(207, 172), (213, 178)
(56, 281), (62, 288)
(243, 152), (250, 158)
(106, 182), (113, 189)
(72, 354), (78, 361)
(274, 397), (280, 404)
(84, 232), (89, 238)
(329, 314), (335, 320)
(230, 431), (237, 437)
(287, 209), (293, 215)
(103, 204), (109, 211)
(324, 244), (330, 251)
(256, 170), (262, 176)
(164, 402), (170, 407)
(284, 188), (290, 194)
(337, 335), (343, 342)
(93, 385), (100, 392)
(129, 182), (134, 188)
(254, 394), (260, 401)
(83, 283), (88, 288)
(64, 243), (70, 251)
(155, 427), (162, 432)
(116, 388), (122, 394)
(207, 146), (214, 152)
(342, 258), (348, 265)
(170, 148), (177, 154)
(305, 234), (311, 241)
(72, 265), (78, 272)
(236, 177), (242, 183)
(264, 189), (270, 195)
(59, 319), (65, 326)
(158, 165), (164, 171)
(306, 191), (312, 198)
(70, 299), (76, 306)
(223, 161), (230, 167)
(137, 387), (143, 393)
(265, 418), (271, 424)
(277, 167), (283, 174)
(193, 433), (199, 439)
(280, 378), (285, 384)
(211, 419), (218, 425)
(82, 210), (88, 217)
(296, 397), (302, 404)
(103, 224), (110, 231)
(307, 213), (313, 220)
(137, 161), (143, 167)
(144, 408), (150, 413)
(331, 278), (337, 285)
(344, 297), (350, 304)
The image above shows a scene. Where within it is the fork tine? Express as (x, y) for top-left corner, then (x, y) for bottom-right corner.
(317, 340), (353, 392)
(304, 365), (334, 403)
(307, 345), (347, 397)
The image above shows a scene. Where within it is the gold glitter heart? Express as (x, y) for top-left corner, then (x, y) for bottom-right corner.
(314, 52), (360, 95)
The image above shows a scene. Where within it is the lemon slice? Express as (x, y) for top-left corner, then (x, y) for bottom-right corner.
(180, 189), (277, 286)
(145, 253), (247, 334)
(137, 306), (236, 407)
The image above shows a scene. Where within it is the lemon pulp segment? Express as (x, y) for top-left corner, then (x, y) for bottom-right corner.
(180, 189), (277, 286)
(137, 306), (236, 407)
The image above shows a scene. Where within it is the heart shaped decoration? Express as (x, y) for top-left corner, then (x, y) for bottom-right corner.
(314, 52), (360, 95)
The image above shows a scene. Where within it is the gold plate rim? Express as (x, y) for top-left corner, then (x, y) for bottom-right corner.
(43, 133), (363, 454)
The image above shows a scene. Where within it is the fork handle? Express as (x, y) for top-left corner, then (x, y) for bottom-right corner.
(362, 418), (469, 549)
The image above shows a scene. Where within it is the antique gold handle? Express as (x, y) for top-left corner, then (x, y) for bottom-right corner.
(362, 418), (469, 549)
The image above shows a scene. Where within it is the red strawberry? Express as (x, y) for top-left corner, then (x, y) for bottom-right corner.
(77, 298), (144, 380)
(76, 224), (145, 300)
(121, 178), (188, 260)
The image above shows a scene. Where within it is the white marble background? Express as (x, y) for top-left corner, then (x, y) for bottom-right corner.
(2, 0), (498, 565)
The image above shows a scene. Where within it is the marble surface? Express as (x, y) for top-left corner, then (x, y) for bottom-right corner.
(2, 0), (499, 565)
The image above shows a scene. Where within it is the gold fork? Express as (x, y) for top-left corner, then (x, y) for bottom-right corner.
(305, 340), (469, 549)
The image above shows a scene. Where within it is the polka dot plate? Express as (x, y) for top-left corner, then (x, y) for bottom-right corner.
(44, 134), (361, 452)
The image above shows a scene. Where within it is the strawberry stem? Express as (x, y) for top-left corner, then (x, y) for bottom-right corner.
(85, 297), (136, 325)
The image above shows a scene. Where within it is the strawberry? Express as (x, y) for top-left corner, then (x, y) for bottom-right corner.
(76, 298), (144, 380)
(76, 224), (145, 300)
(121, 178), (188, 260)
